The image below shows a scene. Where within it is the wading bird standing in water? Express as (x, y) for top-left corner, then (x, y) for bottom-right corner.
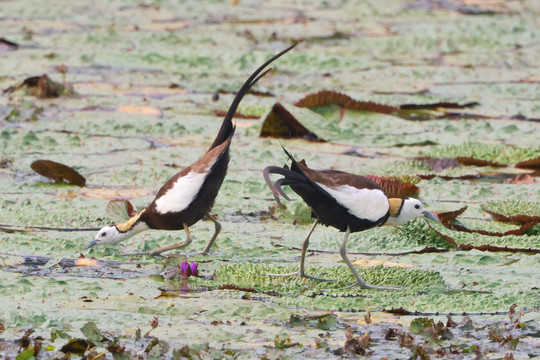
(263, 148), (439, 289)
(84, 44), (297, 256)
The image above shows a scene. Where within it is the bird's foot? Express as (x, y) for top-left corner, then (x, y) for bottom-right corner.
(265, 271), (336, 282)
(345, 282), (402, 290)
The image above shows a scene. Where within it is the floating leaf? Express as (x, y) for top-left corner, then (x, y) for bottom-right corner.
(213, 109), (259, 119)
(422, 142), (540, 168)
(60, 338), (94, 354)
(15, 348), (34, 360)
(437, 207), (535, 236)
(317, 314), (337, 330)
(216, 263), (446, 297)
(30, 160), (86, 186)
(5, 74), (76, 98)
(508, 173), (537, 184)
(351, 258), (413, 268)
(117, 105), (163, 117)
(106, 200), (137, 222)
(409, 317), (435, 335)
(342, 325), (370, 355)
(365, 175), (420, 198)
(295, 90), (397, 114)
(260, 103), (324, 142)
(399, 102), (479, 110)
(75, 254), (100, 267)
(420, 158), (462, 172)
(0, 37), (18, 53)
(427, 223), (540, 254)
(295, 90), (478, 121)
(81, 322), (102, 343)
(481, 200), (540, 224)
(437, 207), (468, 226)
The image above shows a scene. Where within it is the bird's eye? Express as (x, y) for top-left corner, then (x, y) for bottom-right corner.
(101, 233), (106, 237)
(415, 204), (420, 209)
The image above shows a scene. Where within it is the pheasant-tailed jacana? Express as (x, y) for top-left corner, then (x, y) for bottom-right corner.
(263, 148), (439, 290)
(84, 44), (297, 256)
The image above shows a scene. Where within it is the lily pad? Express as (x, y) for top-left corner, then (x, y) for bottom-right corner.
(481, 200), (540, 224)
(30, 160), (86, 187)
(106, 200), (137, 223)
(422, 143), (540, 168)
(365, 175), (420, 198)
(438, 206), (536, 236)
(5, 74), (76, 98)
(260, 102), (324, 142)
(295, 90), (397, 114)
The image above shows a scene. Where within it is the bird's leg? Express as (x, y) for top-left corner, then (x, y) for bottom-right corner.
(266, 219), (335, 282)
(199, 213), (221, 255)
(340, 226), (401, 290)
(122, 223), (193, 257)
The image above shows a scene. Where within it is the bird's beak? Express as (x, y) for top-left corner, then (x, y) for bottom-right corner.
(84, 239), (98, 250)
(422, 211), (440, 223)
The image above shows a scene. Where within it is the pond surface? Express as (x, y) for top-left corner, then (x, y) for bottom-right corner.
(1, 0), (539, 358)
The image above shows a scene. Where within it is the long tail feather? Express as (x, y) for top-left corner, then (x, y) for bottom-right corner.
(273, 178), (292, 201)
(263, 165), (305, 207)
(210, 43), (298, 150)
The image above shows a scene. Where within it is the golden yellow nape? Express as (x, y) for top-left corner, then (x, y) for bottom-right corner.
(388, 198), (404, 217)
(116, 209), (145, 232)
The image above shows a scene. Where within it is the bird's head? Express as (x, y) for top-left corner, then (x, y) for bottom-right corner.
(386, 197), (439, 226)
(84, 225), (126, 250)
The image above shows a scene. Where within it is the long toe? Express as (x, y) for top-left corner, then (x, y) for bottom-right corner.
(303, 273), (337, 282)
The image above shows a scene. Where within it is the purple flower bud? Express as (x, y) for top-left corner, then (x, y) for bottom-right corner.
(190, 262), (198, 276)
(179, 262), (189, 277)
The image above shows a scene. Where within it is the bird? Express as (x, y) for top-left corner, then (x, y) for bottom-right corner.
(84, 43), (297, 256)
(263, 148), (439, 290)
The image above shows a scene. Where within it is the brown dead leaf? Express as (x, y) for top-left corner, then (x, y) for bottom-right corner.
(437, 207), (468, 226)
(213, 109), (259, 119)
(31, 160), (86, 186)
(364, 311), (372, 325)
(295, 90), (397, 114)
(400, 101), (479, 110)
(149, 316), (159, 329)
(75, 254), (100, 267)
(0, 37), (18, 52)
(60, 339), (94, 354)
(412, 345), (430, 360)
(456, 156), (505, 167)
(438, 206), (537, 236)
(5, 74), (75, 98)
(515, 158), (540, 169)
(365, 175), (419, 198)
(117, 105), (162, 117)
(508, 173), (537, 184)
(343, 325), (371, 356)
(260, 103), (324, 142)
